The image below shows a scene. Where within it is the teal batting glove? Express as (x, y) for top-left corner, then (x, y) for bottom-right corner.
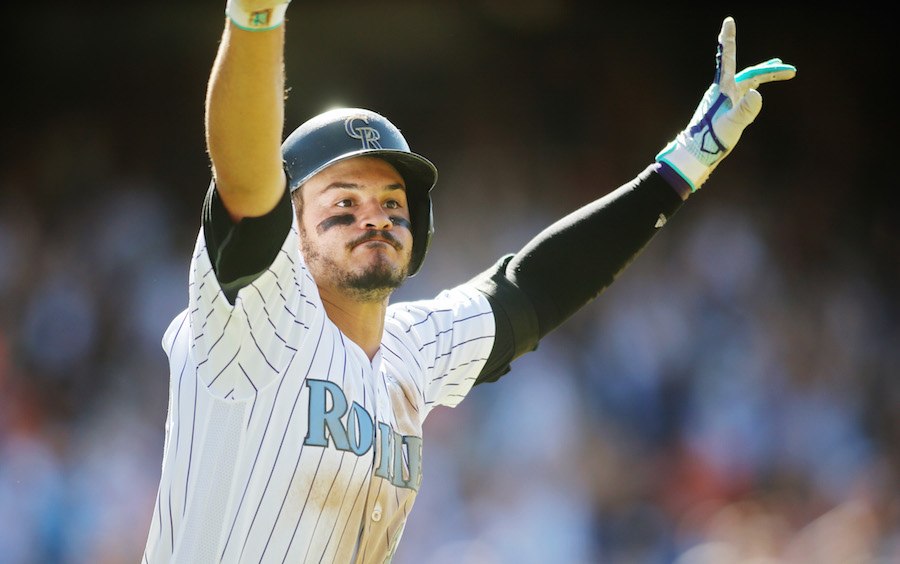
(656, 17), (796, 193)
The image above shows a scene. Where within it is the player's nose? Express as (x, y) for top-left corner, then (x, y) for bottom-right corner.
(357, 200), (393, 231)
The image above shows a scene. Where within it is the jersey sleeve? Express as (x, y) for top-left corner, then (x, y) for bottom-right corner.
(184, 186), (322, 401)
(384, 285), (495, 414)
(202, 182), (295, 304)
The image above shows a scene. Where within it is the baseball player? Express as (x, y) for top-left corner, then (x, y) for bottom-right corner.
(143, 2), (795, 562)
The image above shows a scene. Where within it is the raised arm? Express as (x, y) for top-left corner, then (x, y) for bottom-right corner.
(205, 1), (291, 223)
(473, 17), (796, 383)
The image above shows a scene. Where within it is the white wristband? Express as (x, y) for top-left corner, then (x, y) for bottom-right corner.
(656, 139), (714, 192)
(226, 0), (290, 31)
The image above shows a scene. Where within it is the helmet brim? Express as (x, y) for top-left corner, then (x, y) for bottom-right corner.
(287, 148), (436, 196)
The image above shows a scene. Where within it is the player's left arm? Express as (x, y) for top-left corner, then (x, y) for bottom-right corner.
(472, 17), (796, 383)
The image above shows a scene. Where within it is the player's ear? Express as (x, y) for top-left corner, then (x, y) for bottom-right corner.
(291, 185), (305, 224)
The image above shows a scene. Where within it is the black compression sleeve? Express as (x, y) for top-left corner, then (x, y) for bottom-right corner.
(510, 164), (683, 337)
(472, 164), (684, 383)
(468, 254), (540, 384)
(202, 182), (293, 304)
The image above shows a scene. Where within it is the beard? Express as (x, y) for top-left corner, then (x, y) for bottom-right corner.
(299, 227), (409, 303)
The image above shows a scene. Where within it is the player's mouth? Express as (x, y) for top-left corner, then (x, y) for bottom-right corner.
(348, 231), (403, 252)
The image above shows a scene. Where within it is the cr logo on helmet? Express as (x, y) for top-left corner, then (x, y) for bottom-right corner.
(345, 117), (383, 150)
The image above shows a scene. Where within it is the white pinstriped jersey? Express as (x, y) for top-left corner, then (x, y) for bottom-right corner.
(143, 213), (495, 563)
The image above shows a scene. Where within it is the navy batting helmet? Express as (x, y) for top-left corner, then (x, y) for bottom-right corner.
(282, 108), (437, 276)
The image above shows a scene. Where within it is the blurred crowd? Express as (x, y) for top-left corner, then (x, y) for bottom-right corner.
(2, 4), (896, 563)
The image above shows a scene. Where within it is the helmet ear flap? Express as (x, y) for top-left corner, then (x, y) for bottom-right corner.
(409, 193), (433, 277)
(376, 154), (434, 277)
(282, 108), (437, 276)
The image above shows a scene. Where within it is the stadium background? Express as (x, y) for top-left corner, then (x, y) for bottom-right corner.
(1, 3), (895, 562)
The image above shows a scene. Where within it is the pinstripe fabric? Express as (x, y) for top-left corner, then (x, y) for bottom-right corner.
(144, 215), (495, 563)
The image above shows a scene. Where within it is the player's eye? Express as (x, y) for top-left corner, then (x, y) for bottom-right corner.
(336, 198), (354, 208)
(384, 199), (402, 210)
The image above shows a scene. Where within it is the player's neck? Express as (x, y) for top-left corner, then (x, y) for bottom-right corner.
(318, 287), (388, 361)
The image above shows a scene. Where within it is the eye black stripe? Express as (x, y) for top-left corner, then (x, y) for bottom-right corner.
(317, 214), (355, 233)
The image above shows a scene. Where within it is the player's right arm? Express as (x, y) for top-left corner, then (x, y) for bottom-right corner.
(173, 2), (311, 403)
(200, 1), (299, 305)
(205, 0), (291, 223)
